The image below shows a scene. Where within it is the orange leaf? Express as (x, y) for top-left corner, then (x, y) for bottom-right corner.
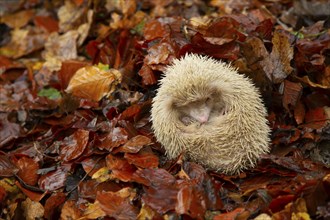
(65, 66), (122, 101)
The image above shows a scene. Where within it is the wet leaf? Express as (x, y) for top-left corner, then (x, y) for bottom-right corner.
(60, 129), (89, 162)
(15, 156), (39, 186)
(106, 154), (136, 182)
(0, 154), (18, 177)
(96, 188), (139, 220)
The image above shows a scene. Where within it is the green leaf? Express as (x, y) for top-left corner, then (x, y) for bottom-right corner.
(38, 88), (61, 100)
(97, 63), (110, 71)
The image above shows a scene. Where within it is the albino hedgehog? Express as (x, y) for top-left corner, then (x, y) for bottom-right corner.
(151, 54), (270, 174)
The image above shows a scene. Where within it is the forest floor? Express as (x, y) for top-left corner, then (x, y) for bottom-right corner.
(0, 0), (329, 219)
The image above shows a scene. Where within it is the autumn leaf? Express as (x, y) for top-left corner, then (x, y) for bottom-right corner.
(65, 66), (122, 101)
(263, 31), (294, 83)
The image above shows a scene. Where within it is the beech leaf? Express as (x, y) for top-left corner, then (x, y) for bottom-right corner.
(65, 66), (122, 101)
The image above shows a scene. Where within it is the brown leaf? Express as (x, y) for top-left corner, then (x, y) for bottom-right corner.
(175, 182), (206, 219)
(96, 188), (138, 220)
(16, 156), (39, 186)
(106, 154), (136, 182)
(294, 100), (306, 125)
(58, 60), (91, 90)
(125, 149), (159, 168)
(1, 9), (35, 29)
(138, 64), (157, 85)
(0, 154), (18, 177)
(282, 80), (303, 112)
(304, 107), (328, 129)
(65, 66), (122, 101)
(15, 181), (45, 202)
(38, 167), (68, 191)
(21, 197), (45, 220)
(119, 135), (152, 153)
(263, 31), (294, 83)
(34, 15), (59, 33)
(44, 192), (66, 220)
(132, 168), (178, 213)
(79, 179), (122, 200)
(97, 127), (128, 152)
(60, 129), (89, 162)
(143, 19), (168, 41)
(297, 75), (330, 89)
(81, 157), (106, 177)
(214, 207), (246, 220)
(60, 200), (82, 220)
(0, 27), (47, 59)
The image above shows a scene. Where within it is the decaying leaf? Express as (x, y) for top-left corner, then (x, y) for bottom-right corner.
(263, 31), (294, 83)
(65, 66), (122, 101)
(21, 197), (44, 220)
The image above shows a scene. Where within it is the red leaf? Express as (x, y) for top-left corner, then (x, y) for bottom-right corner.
(34, 15), (59, 33)
(96, 188), (138, 220)
(294, 100), (306, 125)
(38, 167), (69, 191)
(15, 181), (45, 202)
(118, 135), (152, 153)
(125, 149), (159, 168)
(78, 179), (122, 200)
(44, 192), (66, 220)
(60, 129), (89, 162)
(0, 154), (18, 177)
(16, 156), (39, 186)
(214, 207), (246, 220)
(269, 194), (295, 213)
(304, 107), (328, 129)
(119, 104), (142, 121)
(81, 157), (106, 177)
(132, 168), (178, 214)
(58, 60), (91, 90)
(175, 183), (206, 219)
(282, 80), (303, 111)
(138, 64), (157, 85)
(106, 154), (136, 182)
(97, 127), (128, 151)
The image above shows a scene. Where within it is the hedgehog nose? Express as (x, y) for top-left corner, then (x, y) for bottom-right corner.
(197, 115), (209, 123)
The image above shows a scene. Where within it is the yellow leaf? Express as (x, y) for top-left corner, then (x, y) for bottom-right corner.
(65, 66), (122, 101)
(91, 167), (111, 183)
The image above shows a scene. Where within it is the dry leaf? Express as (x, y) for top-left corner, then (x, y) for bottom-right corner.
(65, 66), (122, 101)
(60, 200), (82, 220)
(21, 198), (44, 220)
(83, 201), (106, 219)
(263, 31), (294, 83)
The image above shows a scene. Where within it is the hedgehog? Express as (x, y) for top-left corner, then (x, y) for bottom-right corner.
(151, 54), (270, 174)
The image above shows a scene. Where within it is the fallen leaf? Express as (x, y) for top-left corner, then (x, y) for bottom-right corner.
(65, 66), (122, 101)
(60, 129), (90, 162)
(282, 80), (303, 112)
(15, 156), (39, 186)
(106, 154), (136, 182)
(60, 200), (82, 220)
(263, 31), (294, 83)
(21, 197), (44, 220)
(44, 192), (66, 220)
(96, 187), (138, 220)
(0, 154), (18, 177)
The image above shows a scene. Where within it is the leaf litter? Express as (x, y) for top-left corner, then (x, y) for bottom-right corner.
(0, 0), (329, 219)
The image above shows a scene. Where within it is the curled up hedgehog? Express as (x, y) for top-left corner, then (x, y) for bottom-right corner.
(151, 54), (270, 174)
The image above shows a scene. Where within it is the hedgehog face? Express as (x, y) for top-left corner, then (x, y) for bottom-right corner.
(173, 89), (225, 126)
